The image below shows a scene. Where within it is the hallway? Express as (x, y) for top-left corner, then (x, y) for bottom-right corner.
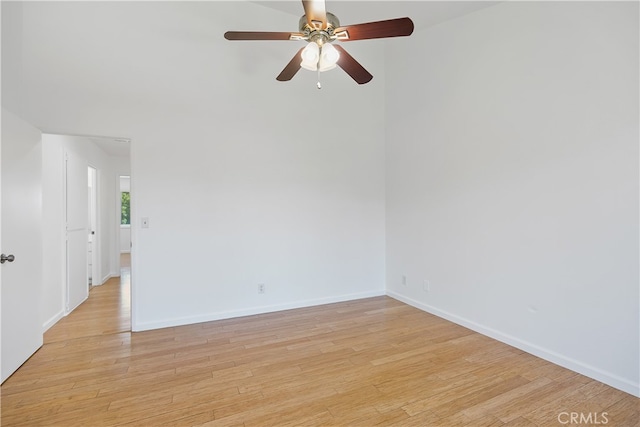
(44, 254), (130, 343)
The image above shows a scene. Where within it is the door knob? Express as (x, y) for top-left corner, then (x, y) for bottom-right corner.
(1, 254), (15, 264)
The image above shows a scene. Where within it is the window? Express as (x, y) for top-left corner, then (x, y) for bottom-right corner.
(121, 192), (130, 225)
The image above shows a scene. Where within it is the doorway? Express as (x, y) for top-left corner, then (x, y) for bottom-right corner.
(119, 176), (131, 253)
(118, 175), (132, 327)
(87, 166), (98, 289)
(40, 134), (131, 327)
(61, 139), (132, 334)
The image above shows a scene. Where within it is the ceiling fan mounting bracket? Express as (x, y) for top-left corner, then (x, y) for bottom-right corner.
(299, 12), (340, 44)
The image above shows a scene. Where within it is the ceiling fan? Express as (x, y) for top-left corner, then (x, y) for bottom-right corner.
(224, 0), (414, 88)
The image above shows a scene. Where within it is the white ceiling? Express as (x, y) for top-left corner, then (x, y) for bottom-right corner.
(90, 137), (131, 158)
(257, 1), (498, 30)
(2, 1), (498, 154)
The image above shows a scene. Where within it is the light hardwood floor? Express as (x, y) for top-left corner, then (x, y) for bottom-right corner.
(2, 268), (638, 426)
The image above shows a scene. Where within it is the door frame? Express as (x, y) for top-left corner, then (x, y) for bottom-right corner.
(128, 142), (137, 331)
(87, 165), (100, 288)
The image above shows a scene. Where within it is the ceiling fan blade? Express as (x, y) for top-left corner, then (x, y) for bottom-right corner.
(334, 45), (373, 85)
(224, 31), (303, 41)
(302, 0), (327, 30)
(334, 17), (414, 41)
(276, 48), (305, 81)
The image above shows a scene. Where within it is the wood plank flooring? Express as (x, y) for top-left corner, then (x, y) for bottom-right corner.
(2, 272), (638, 426)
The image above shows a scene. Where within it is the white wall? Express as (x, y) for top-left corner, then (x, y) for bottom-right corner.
(120, 227), (131, 253)
(385, 2), (639, 396)
(132, 91), (387, 330)
(41, 136), (65, 330)
(100, 4), (388, 333)
(1, 3), (25, 119)
(119, 175), (130, 193)
(41, 134), (120, 330)
(114, 157), (130, 179)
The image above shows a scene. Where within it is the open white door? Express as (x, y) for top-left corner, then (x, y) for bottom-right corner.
(87, 166), (98, 287)
(1, 110), (44, 383)
(65, 151), (88, 312)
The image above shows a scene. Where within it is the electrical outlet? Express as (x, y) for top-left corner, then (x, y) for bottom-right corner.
(402, 275), (407, 286)
(258, 284), (265, 294)
(423, 279), (430, 292)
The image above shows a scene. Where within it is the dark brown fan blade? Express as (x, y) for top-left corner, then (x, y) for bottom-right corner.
(224, 31), (302, 41)
(276, 48), (305, 81)
(334, 17), (414, 41)
(334, 45), (373, 85)
(302, 0), (327, 30)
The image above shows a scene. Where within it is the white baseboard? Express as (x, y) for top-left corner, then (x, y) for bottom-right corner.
(66, 295), (88, 315)
(386, 290), (640, 398)
(42, 310), (65, 333)
(132, 290), (385, 332)
(99, 273), (117, 285)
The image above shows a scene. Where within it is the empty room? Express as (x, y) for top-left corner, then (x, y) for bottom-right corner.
(1, 1), (638, 426)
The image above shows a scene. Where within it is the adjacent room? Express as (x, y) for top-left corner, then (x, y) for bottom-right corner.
(1, 1), (638, 425)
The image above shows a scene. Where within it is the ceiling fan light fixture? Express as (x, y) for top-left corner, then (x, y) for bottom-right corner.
(318, 43), (339, 71)
(300, 42), (320, 70)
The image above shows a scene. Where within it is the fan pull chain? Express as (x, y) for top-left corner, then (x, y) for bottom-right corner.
(317, 65), (322, 89)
